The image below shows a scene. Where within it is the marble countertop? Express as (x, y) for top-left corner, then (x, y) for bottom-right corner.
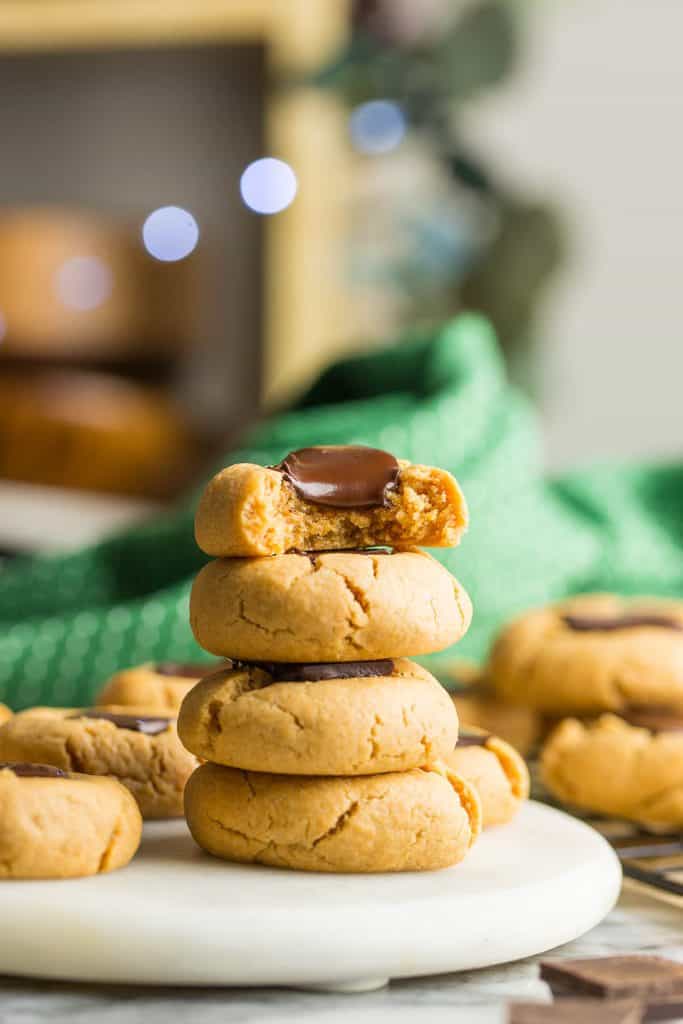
(2, 891), (681, 1024)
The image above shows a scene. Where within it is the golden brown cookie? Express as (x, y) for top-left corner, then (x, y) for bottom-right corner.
(195, 448), (468, 557)
(191, 549), (471, 662)
(0, 763), (142, 878)
(178, 658), (458, 776)
(0, 706), (197, 819)
(96, 661), (221, 713)
(184, 761), (481, 873)
(488, 594), (683, 715)
(445, 660), (542, 757)
(0, 704), (12, 726)
(446, 726), (529, 827)
(541, 713), (683, 829)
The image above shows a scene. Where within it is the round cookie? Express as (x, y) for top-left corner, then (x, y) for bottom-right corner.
(0, 763), (141, 878)
(190, 549), (472, 662)
(178, 658), (459, 776)
(445, 660), (542, 757)
(488, 594), (683, 715)
(0, 707), (197, 819)
(97, 661), (222, 713)
(184, 761), (481, 873)
(0, 704), (12, 726)
(541, 713), (683, 829)
(446, 726), (530, 828)
(195, 451), (468, 557)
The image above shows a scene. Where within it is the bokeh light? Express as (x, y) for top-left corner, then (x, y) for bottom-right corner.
(349, 100), (406, 155)
(142, 206), (199, 262)
(54, 257), (113, 311)
(240, 158), (298, 215)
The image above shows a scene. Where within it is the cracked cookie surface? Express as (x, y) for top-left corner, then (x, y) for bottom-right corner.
(178, 658), (458, 775)
(97, 663), (217, 714)
(0, 766), (141, 878)
(190, 549), (472, 662)
(184, 761), (481, 872)
(488, 594), (683, 715)
(195, 460), (468, 557)
(446, 727), (530, 827)
(541, 714), (683, 829)
(0, 706), (198, 819)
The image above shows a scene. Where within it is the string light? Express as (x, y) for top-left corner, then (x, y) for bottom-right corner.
(142, 206), (199, 262)
(54, 257), (113, 311)
(349, 100), (406, 155)
(240, 158), (298, 215)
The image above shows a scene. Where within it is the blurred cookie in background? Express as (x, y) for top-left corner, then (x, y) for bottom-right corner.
(97, 661), (223, 714)
(0, 369), (196, 498)
(444, 659), (542, 757)
(446, 725), (530, 828)
(541, 712), (683, 831)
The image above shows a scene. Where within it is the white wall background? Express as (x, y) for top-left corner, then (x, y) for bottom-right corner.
(466, 0), (683, 470)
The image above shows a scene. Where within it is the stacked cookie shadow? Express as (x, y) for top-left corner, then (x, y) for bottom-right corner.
(178, 445), (484, 872)
(480, 594), (683, 832)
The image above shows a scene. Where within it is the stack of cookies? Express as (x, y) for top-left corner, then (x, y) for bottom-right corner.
(486, 594), (683, 832)
(179, 445), (484, 872)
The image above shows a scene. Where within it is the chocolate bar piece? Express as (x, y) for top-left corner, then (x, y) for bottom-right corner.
(541, 957), (683, 1021)
(509, 999), (642, 1023)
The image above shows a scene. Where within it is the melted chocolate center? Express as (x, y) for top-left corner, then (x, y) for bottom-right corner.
(155, 662), (216, 678)
(456, 730), (491, 748)
(563, 613), (683, 633)
(619, 706), (683, 733)
(74, 711), (172, 735)
(274, 445), (400, 509)
(237, 659), (395, 683)
(1, 762), (67, 778)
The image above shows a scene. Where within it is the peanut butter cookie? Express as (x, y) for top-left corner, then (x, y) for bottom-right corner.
(446, 726), (529, 827)
(184, 760), (481, 873)
(178, 658), (458, 776)
(195, 446), (468, 557)
(191, 549), (471, 662)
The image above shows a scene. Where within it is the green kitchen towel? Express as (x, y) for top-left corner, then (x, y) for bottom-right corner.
(1, 313), (681, 709)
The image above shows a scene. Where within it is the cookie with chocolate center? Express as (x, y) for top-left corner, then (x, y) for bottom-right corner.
(488, 594), (683, 715)
(0, 763), (141, 878)
(194, 446), (468, 557)
(178, 658), (458, 776)
(0, 705), (198, 819)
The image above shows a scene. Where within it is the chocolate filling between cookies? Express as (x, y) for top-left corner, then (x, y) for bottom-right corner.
(456, 730), (491, 748)
(225, 659), (395, 684)
(273, 445), (400, 509)
(0, 762), (68, 778)
(73, 710), (173, 735)
(563, 612), (683, 633)
(618, 706), (683, 733)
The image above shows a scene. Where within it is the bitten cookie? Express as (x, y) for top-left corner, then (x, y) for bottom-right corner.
(195, 446), (468, 557)
(0, 707), (197, 819)
(0, 763), (141, 878)
(185, 761), (481, 873)
(488, 594), (683, 715)
(446, 660), (542, 757)
(191, 549), (471, 662)
(541, 713), (683, 829)
(97, 661), (221, 713)
(178, 658), (458, 776)
(0, 704), (12, 726)
(446, 726), (530, 827)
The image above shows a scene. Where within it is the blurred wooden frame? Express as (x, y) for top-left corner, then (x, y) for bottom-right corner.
(0, 0), (350, 406)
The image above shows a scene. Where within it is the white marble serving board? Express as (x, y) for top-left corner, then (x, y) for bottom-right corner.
(0, 801), (621, 992)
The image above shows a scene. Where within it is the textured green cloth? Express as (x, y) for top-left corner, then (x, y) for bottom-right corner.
(1, 313), (682, 709)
